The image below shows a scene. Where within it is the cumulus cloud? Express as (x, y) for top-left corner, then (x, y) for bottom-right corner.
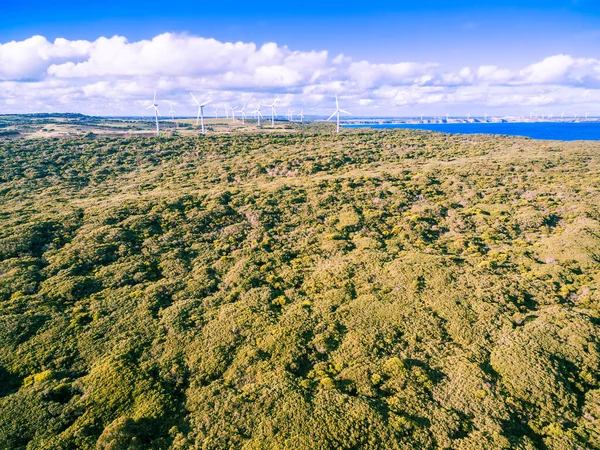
(0, 36), (91, 80)
(347, 61), (437, 88)
(519, 54), (600, 87)
(46, 34), (331, 90)
(2, 32), (600, 115)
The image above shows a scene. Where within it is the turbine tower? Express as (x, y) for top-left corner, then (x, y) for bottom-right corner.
(327, 94), (351, 134)
(190, 92), (212, 135)
(145, 90), (160, 135)
(253, 101), (263, 126)
(265, 98), (278, 128)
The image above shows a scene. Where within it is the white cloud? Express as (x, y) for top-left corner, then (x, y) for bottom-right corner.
(0, 36), (90, 80)
(347, 61), (437, 88)
(2, 33), (600, 115)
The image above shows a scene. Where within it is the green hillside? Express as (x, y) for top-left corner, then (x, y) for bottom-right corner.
(1, 129), (599, 449)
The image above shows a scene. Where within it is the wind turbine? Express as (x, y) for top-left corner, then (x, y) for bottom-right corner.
(230, 105), (239, 122)
(299, 109), (304, 123)
(327, 94), (351, 134)
(168, 101), (178, 128)
(214, 108), (218, 119)
(190, 92), (212, 135)
(287, 109), (295, 121)
(253, 101), (263, 126)
(145, 90), (160, 135)
(265, 98), (278, 127)
(225, 105), (230, 120)
(240, 103), (247, 124)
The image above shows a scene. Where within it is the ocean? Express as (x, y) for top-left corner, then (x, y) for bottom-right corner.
(342, 122), (600, 141)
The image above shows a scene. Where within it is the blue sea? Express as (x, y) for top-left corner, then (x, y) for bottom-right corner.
(343, 122), (600, 141)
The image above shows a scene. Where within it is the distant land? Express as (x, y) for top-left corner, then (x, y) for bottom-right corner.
(2, 113), (600, 141)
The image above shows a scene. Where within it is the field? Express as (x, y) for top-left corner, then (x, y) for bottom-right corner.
(0, 123), (599, 449)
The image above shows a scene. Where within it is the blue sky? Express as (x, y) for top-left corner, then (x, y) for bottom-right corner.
(2, 0), (600, 116)
(4, 0), (600, 64)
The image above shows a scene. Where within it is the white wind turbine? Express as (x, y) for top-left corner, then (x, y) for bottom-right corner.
(225, 105), (230, 120)
(299, 109), (305, 123)
(230, 105), (239, 122)
(168, 101), (178, 128)
(190, 92), (212, 135)
(145, 90), (160, 135)
(240, 103), (247, 124)
(214, 108), (218, 119)
(327, 94), (351, 134)
(265, 98), (278, 127)
(287, 109), (294, 121)
(253, 101), (264, 126)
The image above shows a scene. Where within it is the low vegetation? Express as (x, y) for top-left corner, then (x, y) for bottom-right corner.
(0, 126), (599, 449)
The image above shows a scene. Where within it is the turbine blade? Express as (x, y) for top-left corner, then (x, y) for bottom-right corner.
(339, 109), (352, 115)
(145, 105), (154, 110)
(200, 99), (212, 107)
(327, 111), (337, 121)
(190, 92), (200, 105)
(335, 94), (339, 109)
(153, 90), (157, 104)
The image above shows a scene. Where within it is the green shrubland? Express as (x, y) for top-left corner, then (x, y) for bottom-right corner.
(0, 128), (599, 449)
